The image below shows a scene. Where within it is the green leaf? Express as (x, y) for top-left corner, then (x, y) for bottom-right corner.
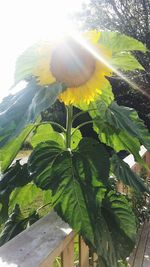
(0, 81), (37, 147)
(100, 31), (147, 53)
(0, 80), (65, 149)
(14, 44), (41, 84)
(111, 52), (144, 71)
(77, 138), (110, 184)
(28, 138), (110, 190)
(0, 125), (34, 172)
(0, 161), (32, 223)
(102, 191), (137, 260)
(30, 124), (64, 148)
(28, 141), (63, 190)
(70, 128), (82, 149)
(9, 183), (42, 212)
(28, 138), (110, 245)
(0, 204), (39, 246)
(111, 154), (149, 193)
(28, 138), (137, 266)
(0, 204), (24, 246)
(94, 101), (150, 166)
(100, 80), (114, 105)
(106, 102), (150, 151)
(96, 122), (144, 163)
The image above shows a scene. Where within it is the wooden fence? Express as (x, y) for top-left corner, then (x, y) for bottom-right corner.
(0, 148), (149, 267)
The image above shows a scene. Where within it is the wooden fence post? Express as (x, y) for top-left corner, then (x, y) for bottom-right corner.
(79, 236), (89, 267)
(61, 239), (74, 267)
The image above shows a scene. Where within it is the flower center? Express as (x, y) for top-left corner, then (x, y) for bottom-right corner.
(50, 37), (95, 87)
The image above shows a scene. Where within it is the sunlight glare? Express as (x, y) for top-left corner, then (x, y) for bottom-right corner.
(73, 34), (150, 99)
(0, 0), (84, 100)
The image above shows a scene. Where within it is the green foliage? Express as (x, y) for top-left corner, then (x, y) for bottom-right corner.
(28, 124), (82, 150)
(111, 154), (149, 193)
(14, 44), (40, 84)
(110, 53), (144, 71)
(0, 161), (32, 223)
(0, 125), (34, 172)
(0, 81), (37, 147)
(70, 128), (82, 149)
(0, 79), (65, 149)
(99, 32), (146, 72)
(28, 138), (137, 266)
(102, 191), (137, 260)
(9, 183), (43, 212)
(0, 204), (39, 247)
(93, 101), (150, 166)
(100, 32), (147, 53)
(105, 102), (150, 150)
(30, 124), (64, 148)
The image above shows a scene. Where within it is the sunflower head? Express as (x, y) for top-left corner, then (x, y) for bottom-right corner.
(33, 31), (112, 105)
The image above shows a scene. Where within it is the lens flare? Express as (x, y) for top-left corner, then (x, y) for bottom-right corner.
(73, 34), (150, 100)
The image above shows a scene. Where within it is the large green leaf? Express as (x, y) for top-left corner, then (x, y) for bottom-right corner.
(14, 44), (40, 84)
(9, 183), (42, 212)
(99, 32), (146, 73)
(0, 204), (39, 247)
(110, 52), (144, 71)
(82, 185), (117, 267)
(94, 101), (150, 166)
(0, 81), (37, 147)
(0, 204), (24, 246)
(28, 138), (110, 190)
(0, 80), (65, 149)
(77, 138), (110, 184)
(106, 102), (150, 151)
(0, 125), (34, 172)
(30, 124), (64, 148)
(0, 161), (32, 223)
(111, 154), (149, 193)
(28, 138), (110, 242)
(28, 137), (138, 266)
(95, 122), (145, 165)
(70, 128), (82, 149)
(29, 124), (82, 150)
(100, 31), (147, 53)
(102, 191), (137, 260)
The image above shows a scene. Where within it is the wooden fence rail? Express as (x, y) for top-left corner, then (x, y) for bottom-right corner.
(0, 148), (149, 267)
(0, 210), (90, 267)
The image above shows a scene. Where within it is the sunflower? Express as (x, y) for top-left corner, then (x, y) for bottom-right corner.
(33, 31), (112, 105)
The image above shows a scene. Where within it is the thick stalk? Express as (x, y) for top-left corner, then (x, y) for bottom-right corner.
(66, 105), (73, 149)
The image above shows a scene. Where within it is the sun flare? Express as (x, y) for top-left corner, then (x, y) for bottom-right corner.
(0, 0), (85, 101)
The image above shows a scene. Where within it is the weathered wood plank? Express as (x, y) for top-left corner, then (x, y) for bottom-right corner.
(128, 227), (143, 267)
(130, 222), (150, 267)
(61, 239), (74, 267)
(0, 211), (73, 267)
(79, 236), (89, 267)
(142, 225), (150, 267)
(145, 152), (150, 179)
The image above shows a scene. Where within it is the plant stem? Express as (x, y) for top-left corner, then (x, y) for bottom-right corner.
(66, 105), (73, 149)
(71, 120), (93, 136)
(36, 202), (52, 212)
(72, 108), (97, 123)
